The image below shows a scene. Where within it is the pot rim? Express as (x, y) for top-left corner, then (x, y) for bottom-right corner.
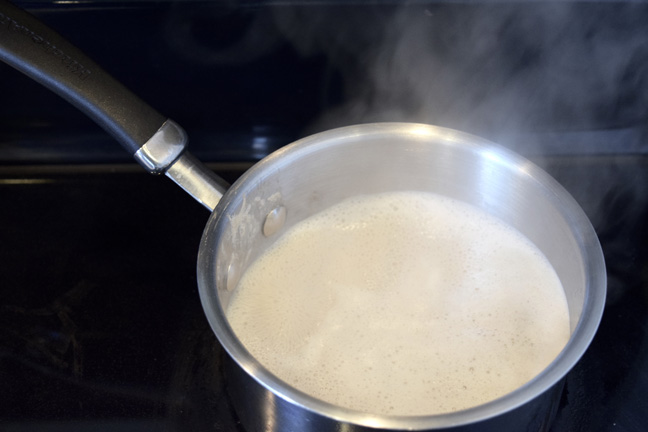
(197, 122), (606, 430)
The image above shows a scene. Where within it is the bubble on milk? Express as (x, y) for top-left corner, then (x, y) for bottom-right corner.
(226, 191), (570, 416)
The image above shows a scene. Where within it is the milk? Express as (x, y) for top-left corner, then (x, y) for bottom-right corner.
(226, 191), (570, 416)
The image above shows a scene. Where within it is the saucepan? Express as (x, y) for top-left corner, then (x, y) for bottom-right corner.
(0, 2), (606, 431)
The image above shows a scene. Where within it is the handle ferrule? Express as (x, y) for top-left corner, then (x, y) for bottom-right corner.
(135, 120), (188, 174)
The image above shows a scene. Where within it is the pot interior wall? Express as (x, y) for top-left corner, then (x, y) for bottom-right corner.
(211, 127), (587, 330)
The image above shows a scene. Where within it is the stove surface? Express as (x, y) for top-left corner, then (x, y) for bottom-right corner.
(0, 155), (646, 431)
(0, 165), (246, 431)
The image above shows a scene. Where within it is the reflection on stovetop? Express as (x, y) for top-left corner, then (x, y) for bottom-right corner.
(0, 165), (246, 431)
(0, 155), (646, 431)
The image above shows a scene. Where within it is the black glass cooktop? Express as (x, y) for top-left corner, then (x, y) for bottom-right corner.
(0, 164), (246, 431)
(0, 155), (646, 432)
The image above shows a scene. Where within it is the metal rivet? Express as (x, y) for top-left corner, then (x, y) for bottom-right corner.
(227, 262), (239, 291)
(263, 206), (287, 237)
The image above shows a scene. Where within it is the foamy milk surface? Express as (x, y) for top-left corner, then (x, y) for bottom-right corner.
(226, 191), (570, 416)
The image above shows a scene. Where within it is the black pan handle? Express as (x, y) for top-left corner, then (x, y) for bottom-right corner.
(0, 0), (228, 210)
(0, 0), (167, 159)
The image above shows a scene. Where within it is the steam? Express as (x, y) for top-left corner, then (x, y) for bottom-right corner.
(271, 2), (648, 307)
(272, 3), (648, 155)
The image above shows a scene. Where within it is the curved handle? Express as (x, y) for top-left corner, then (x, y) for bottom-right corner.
(0, 0), (166, 156)
(0, 0), (228, 210)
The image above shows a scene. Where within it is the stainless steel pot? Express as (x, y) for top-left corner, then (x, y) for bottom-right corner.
(197, 123), (606, 431)
(0, 2), (606, 431)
